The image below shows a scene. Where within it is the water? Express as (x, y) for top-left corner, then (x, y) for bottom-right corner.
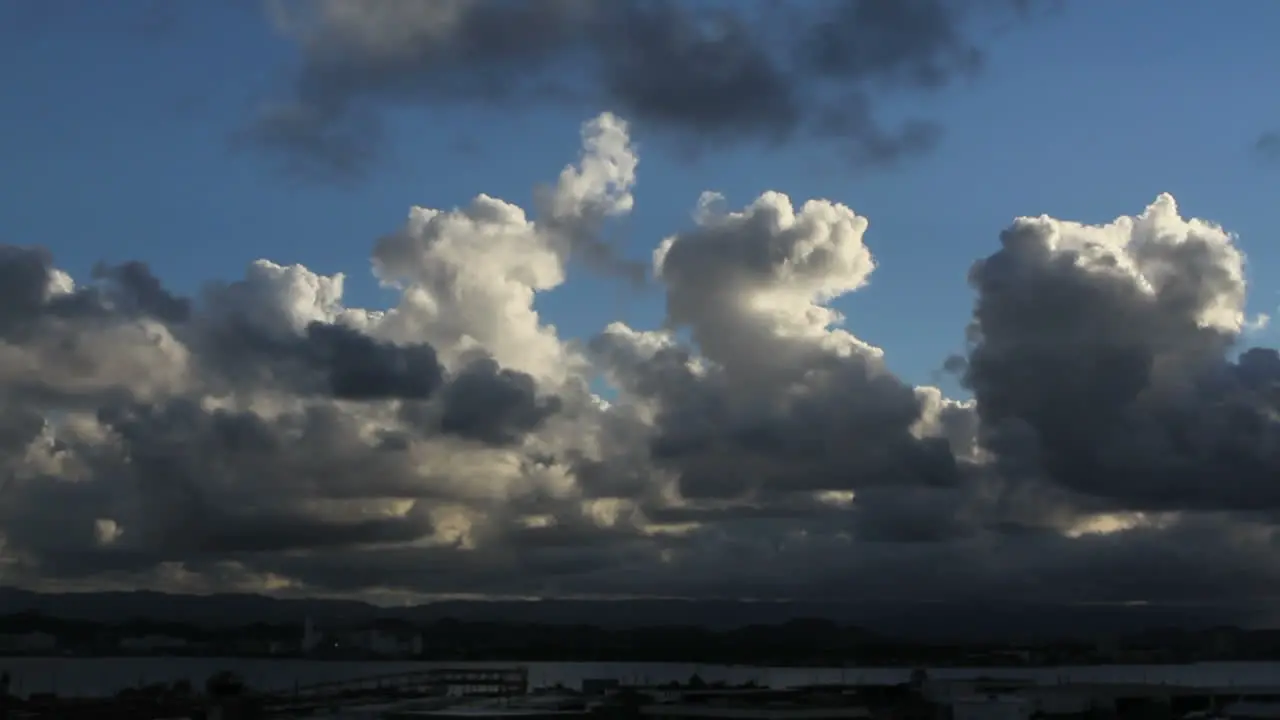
(1, 658), (1279, 698)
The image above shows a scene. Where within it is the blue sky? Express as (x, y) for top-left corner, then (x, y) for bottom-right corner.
(3, 0), (1279, 393)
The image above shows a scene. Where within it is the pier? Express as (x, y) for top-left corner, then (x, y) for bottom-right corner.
(258, 666), (530, 716)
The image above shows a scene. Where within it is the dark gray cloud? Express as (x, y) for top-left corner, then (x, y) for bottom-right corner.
(245, 0), (1032, 182)
(0, 119), (627, 598)
(0, 247), (187, 337)
(437, 357), (562, 445)
(579, 188), (1280, 611)
(304, 322), (443, 400)
(957, 195), (1279, 513)
(6, 115), (1280, 617)
(0, 234), (563, 578)
(591, 191), (962, 506)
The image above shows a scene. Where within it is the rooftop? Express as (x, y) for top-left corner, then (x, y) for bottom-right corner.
(641, 703), (872, 720)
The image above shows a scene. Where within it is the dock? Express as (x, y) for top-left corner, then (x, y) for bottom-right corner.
(258, 666), (530, 716)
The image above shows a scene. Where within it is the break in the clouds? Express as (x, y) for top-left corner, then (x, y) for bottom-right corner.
(4, 111), (1280, 611)
(245, 0), (1032, 181)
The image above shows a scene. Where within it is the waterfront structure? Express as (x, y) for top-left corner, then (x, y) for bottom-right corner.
(118, 634), (189, 652)
(949, 694), (1032, 720)
(300, 616), (425, 658)
(1218, 700), (1280, 718)
(641, 705), (872, 720)
(630, 687), (877, 720)
(0, 631), (56, 654)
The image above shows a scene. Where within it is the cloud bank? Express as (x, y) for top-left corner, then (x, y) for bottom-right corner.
(4, 111), (1280, 612)
(245, 0), (1030, 181)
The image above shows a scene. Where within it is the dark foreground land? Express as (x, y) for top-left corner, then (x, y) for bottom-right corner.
(3, 609), (1280, 667)
(0, 588), (1261, 641)
(0, 668), (1254, 720)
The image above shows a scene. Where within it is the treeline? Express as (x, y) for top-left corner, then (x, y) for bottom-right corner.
(0, 611), (296, 650)
(0, 612), (1058, 665)
(417, 618), (907, 664)
(6, 611), (1276, 666)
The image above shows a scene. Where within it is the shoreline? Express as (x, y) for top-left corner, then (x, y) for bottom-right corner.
(1, 653), (1277, 666)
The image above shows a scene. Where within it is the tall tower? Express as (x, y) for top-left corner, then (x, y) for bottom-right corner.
(301, 616), (320, 653)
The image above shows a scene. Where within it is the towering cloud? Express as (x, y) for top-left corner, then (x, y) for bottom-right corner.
(0, 113), (638, 597)
(246, 0), (1031, 181)
(3, 111), (1280, 613)
(957, 196), (1278, 510)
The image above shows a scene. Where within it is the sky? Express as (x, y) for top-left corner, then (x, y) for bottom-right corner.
(2, 0), (1280, 615)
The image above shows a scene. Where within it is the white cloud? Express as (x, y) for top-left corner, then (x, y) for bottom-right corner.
(1, 114), (1279, 612)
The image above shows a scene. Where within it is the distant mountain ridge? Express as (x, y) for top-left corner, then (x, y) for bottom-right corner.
(0, 587), (1251, 643)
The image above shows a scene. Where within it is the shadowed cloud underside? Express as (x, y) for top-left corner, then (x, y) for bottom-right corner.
(244, 0), (1032, 181)
(2, 112), (1280, 612)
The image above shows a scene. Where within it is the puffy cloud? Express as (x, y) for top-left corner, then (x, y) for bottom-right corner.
(956, 195), (1280, 513)
(5, 112), (1280, 618)
(0, 114), (628, 596)
(244, 0), (1035, 181)
(602, 191), (958, 504)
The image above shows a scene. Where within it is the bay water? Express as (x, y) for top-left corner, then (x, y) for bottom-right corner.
(1, 658), (1279, 698)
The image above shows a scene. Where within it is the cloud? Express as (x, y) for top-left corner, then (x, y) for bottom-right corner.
(5, 112), (1280, 615)
(243, 0), (1032, 182)
(0, 114), (630, 594)
(955, 195), (1280, 514)
(1257, 131), (1280, 162)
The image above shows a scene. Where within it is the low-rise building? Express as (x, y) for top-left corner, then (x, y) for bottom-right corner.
(1223, 700), (1280, 718)
(629, 687), (876, 720)
(301, 617), (424, 658)
(581, 678), (621, 695)
(350, 625), (423, 657)
(641, 702), (872, 720)
(950, 695), (1032, 720)
(0, 631), (57, 654)
(118, 634), (188, 652)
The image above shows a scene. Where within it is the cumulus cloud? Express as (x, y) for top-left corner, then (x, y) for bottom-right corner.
(5, 111), (1280, 615)
(244, 0), (1034, 182)
(957, 195), (1278, 513)
(0, 114), (635, 597)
